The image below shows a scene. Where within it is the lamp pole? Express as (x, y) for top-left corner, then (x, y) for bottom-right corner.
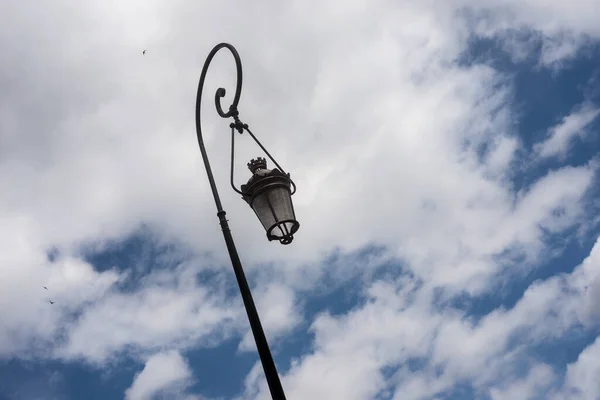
(194, 43), (288, 400)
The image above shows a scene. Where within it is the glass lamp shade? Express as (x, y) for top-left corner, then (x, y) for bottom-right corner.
(241, 159), (300, 244)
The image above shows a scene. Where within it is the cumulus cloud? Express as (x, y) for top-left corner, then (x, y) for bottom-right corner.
(0, 227), (121, 357)
(241, 238), (600, 400)
(490, 364), (556, 400)
(558, 337), (600, 400)
(57, 273), (241, 363)
(456, 0), (600, 66)
(535, 103), (600, 159)
(125, 350), (193, 400)
(238, 283), (302, 352)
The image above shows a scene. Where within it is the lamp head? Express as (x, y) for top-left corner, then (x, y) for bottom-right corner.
(241, 158), (300, 245)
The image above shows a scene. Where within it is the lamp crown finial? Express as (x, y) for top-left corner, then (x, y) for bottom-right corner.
(247, 157), (267, 174)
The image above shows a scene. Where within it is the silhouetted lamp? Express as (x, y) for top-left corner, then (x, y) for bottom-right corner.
(241, 157), (299, 245)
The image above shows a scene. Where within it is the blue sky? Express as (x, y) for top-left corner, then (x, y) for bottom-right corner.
(1, 1), (600, 399)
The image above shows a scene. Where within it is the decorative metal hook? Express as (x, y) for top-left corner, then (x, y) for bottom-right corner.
(195, 43), (243, 212)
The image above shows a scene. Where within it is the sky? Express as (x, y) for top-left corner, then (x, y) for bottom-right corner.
(1, 0), (600, 399)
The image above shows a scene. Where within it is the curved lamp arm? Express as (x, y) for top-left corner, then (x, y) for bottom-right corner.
(194, 42), (243, 212)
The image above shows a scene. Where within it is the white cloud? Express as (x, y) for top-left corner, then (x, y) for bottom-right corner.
(56, 262), (242, 363)
(484, 135), (520, 178)
(0, 217), (121, 357)
(455, 0), (600, 66)
(539, 33), (588, 68)
(535, 103), (600, 159)
(240, 237), (600, 400)
(125, 350), (193, 400)
(558, 337), (600, 400)
(238, 283), (302, 352)
(490, 364), (556, 400)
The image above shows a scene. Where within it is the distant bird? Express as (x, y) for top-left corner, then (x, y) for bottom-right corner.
(43, 286), (48, 290)
(142, 49), (146, 55)
(49, 300), (54, 305)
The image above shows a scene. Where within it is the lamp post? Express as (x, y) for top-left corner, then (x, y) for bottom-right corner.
(195, 43), (299, 400)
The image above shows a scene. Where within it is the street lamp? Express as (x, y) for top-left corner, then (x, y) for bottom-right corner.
(194, 42), (298, 400)
(242, 157), (300, 245)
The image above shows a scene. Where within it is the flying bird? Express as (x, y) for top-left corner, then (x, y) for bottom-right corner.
(43, 286), (48, 290)
(142, 49), (146, 55)
(49, 300), (54, 305)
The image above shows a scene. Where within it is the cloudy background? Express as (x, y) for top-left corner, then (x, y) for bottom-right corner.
(1, 0), (600, 399)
